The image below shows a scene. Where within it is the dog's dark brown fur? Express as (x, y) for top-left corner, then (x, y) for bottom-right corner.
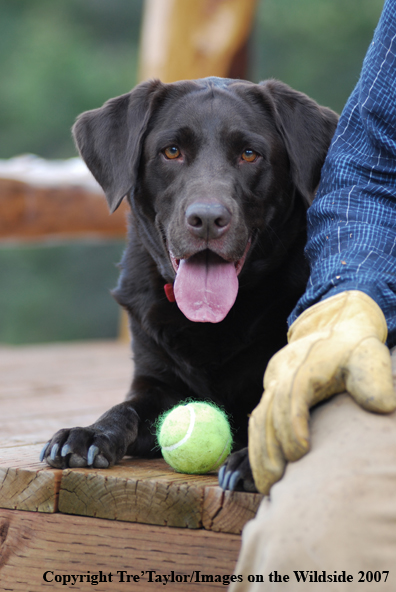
(41, 77), (338, 491)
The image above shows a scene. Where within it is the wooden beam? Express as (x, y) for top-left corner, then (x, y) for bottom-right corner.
(59, 458), (213, 529)
(203, 484), (263, 534)
(58, 457), (263, 534)
(0, 508), (241, 591)
(0, 444), (61, 513)
(0, 444), (263, 535)
(0, 178), (129, 241)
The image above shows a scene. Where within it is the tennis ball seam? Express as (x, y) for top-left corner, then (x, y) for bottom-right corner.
(161, 404), (195, 452)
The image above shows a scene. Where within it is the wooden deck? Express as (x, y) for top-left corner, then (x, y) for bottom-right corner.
(0, 340), (263, 590)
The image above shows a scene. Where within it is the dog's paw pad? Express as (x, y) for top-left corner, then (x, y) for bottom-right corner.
(68, 453), (89, 468)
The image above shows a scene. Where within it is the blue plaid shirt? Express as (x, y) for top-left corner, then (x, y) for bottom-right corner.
(290, 0), (396, 347)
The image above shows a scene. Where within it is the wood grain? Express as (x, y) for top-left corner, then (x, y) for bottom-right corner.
(0, 443), (263, 533)
(0, 508), (241, 591)
(0, 444), (61, 513)
(58, 457), (263, 533)
(0, 342), (132, 514)
(0, 177), (129, 241)
(0, 467), (61, 513)
(59, 458), (215, 529)
(203, 486), (264, 535)
(0, 341), (133, 447)
(139, 0), (256, 82)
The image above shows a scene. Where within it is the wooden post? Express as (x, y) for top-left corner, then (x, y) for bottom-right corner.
(139, 0), (257, 82)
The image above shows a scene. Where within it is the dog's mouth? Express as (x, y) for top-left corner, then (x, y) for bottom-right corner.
(169, 240), (251, 323)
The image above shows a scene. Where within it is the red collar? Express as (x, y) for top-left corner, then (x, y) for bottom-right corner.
(164, 283), (175, 302)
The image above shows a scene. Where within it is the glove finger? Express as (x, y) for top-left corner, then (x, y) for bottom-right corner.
(272, 371), (311, 462)
(262, 341), (313, 463)
(248, 386), (287, 495)
(272, 338), (346, 462)
(347, 338), (396, 413)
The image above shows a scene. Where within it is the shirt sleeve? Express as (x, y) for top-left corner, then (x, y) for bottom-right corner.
(289, 0), (396, 347)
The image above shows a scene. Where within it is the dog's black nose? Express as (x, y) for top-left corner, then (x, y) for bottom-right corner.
(186, 202), (231, 240)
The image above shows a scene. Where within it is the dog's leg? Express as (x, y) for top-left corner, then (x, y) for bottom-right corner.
(40, 376), (179, 469)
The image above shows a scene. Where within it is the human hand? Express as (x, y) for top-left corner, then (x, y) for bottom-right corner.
(249, 290), (396, 493)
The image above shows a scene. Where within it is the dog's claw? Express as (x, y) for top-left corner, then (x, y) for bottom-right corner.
(61, 443), (72, 457)
(87, 444), (99, 466)
(219, 467), (243, 491)
(220, 469), (232, 491)
(218, 465), (226, 488)
(39, 442), (49, 462)
(229, 470), (241, 491)
(50, 443), (59, 461)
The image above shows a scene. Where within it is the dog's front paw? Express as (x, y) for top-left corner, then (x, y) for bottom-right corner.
(40, 426), (122, 469)
(218, 447), (257, 492)
(40, 403), (139, 468)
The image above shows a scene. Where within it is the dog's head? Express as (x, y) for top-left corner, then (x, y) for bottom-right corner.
(73, 78), (338, 323)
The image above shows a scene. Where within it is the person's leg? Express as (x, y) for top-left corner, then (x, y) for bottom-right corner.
(231, 391), (396, 591)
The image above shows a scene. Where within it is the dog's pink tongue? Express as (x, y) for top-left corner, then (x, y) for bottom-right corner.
(174, 251), (238, 323)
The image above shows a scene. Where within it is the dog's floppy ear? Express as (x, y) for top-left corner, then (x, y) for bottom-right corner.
(259, 79), (339, 207)
(72, 79), (162, 213)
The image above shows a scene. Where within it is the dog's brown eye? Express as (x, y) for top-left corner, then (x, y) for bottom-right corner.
(241, 149), (258, 163)
(164, 146), (181, 159)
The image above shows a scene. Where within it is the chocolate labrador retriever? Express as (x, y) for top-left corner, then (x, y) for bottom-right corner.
(40, 77), (338, 492)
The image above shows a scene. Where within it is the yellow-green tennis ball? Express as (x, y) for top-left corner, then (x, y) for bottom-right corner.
(157, 402), (233, 474)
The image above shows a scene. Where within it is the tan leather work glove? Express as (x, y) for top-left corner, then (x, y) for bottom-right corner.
(249, 290), (396, 494)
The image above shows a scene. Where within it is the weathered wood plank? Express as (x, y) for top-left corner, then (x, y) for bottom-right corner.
(0, 443), (263, 532)
(0, 508), (241, 591)
(203, 486), (263, 535)
(0, 341), (133, 447)
(0, 342), (132, 513)
(0, 468), (61, 513)
(58, 457), (263, 533)
(0, 444), (61, 513)
(0, 342), (263, 532)
(0, 177), (129, 241)
(59, 458), (218, 529)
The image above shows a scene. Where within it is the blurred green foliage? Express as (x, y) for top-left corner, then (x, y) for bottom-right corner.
(0, 0), (384, 160)
(0, 241), (125, 344)
(0, 0), (385, 343)
(0, 0), (143, 158)
(251, 0), (384, 113)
